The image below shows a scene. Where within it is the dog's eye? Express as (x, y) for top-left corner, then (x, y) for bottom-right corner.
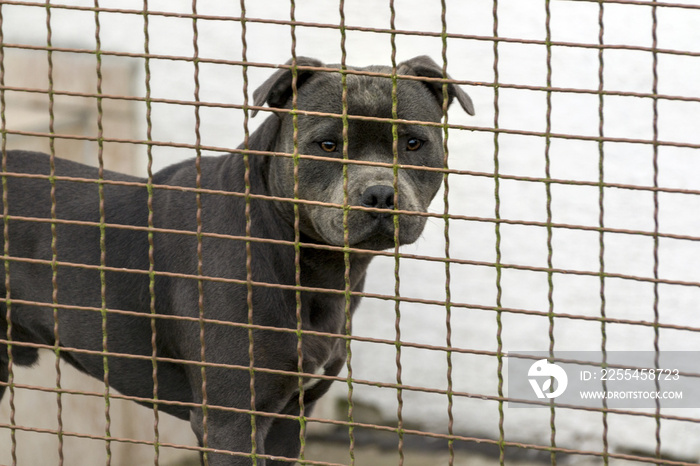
(319, 141), (337, 152)
(406, 138), (423, 151)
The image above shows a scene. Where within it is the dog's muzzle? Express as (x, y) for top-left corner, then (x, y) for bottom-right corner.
(310, 177), (428, 250)
(357, 184), (402, 246)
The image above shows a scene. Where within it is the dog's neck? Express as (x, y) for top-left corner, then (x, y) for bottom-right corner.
(297, 247), (372, 338)
(299, 246), (372, 293)
(209, 164), (370, 300)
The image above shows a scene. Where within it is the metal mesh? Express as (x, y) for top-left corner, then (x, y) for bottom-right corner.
(1, 1), (700, 465)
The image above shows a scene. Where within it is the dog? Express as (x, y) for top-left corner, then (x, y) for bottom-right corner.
(0, 56), (473, 465)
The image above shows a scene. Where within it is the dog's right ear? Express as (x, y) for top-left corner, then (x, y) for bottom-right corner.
(252, 57), (324, 117)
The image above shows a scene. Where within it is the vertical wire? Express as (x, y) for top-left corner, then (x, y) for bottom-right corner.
(0, 3), (17, 465)
(388, 1), (404, 464)
(338, 2), (355, 464)
(439, 2), (454, 465)
(93, 1), (112, 462)
(239, 1), (257, 464)
(651, 2), (662, 461)
(142, 1), (160, 463)
(45, 1), (64, 463)
(492, 0), (505, 464)
(191, 2), (208, 462)
(544, 1), (557, 464)
(597, 2), (609, 464)
(289, 1), (305, 464)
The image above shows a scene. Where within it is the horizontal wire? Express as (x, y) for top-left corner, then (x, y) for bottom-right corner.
(2, 243), (700, 313)
(0, 420), (343, 465)
(7, 67), (700, 106)
(2, 352), (699, 425)
(2, 287), (699, 357)
(5, 107), (700, 152)
(2, 0), (700, 60)
(569, 0), (700, 10)
(2, 175), (700, 246)
(4, 133), (700, 201)
(2, 211), (700, 317)
(1, 379), (698, 466)
(3, 420), (697, 466)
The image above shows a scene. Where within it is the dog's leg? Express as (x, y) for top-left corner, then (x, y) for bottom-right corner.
(0, 345), (39, 401)
(0, 313), (7, 400)
(195, 402), (314, 466)
(0, 318), (40, 401)
(264, 399), (317, 466)
(0, 350), (7, 401)
(184, 358), (296, 466)
(264, 418), (300, 465)
(191, 408), (275, 466)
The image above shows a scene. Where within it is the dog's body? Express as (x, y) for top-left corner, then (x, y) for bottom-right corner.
(0, 56), (472, 465)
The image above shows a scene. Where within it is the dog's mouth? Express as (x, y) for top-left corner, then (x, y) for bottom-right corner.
(356, 213), (398, 243)
(317, 204), (427, 251)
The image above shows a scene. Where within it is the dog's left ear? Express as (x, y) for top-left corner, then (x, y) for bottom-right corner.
(252, 57), (324, 117)
(398, 56), (475, 116)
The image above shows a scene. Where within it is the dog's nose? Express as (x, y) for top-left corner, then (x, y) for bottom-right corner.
(361, 185), (395, 212)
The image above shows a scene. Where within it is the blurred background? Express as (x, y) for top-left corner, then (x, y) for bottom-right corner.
(1, 0), (700, 464)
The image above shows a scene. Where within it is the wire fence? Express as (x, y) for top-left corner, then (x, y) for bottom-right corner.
(1, 0), (700, 465)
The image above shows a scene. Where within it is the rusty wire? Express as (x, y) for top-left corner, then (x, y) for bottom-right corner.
(338, 2), (356, 465)
(142, 1), (161, 463)
(0, 4), (15, 465)
(94, 1), (112, 462)
(598, 3), (611, 463)
(289, 3), (306, 464)
(45, 1), (64, 464)
(491, 3), (507, 464)
(239, 2), (259, 465)
(544, 1), (557, 464)
(440, 2), (454, 465)
(0, 1), (699, 466)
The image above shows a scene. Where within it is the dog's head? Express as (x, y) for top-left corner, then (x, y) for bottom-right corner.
(253, 56), (474, 251)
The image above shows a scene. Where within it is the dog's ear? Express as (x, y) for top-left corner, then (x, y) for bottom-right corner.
(398, 55), (475, 116)
(252, 57), (324, 117)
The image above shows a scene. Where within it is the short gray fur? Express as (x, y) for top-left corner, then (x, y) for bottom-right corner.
(0, 55), (473, 465)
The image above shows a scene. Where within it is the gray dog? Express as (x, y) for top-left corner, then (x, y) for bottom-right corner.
(0, 56), (473, 465)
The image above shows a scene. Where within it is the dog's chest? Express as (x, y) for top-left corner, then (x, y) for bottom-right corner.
(298, 293), (349, 381)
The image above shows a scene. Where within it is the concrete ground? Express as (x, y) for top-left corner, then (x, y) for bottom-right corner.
(170, 441), (548, 466)
(169, 432), (652, 466)
(303, 437), (648, 466)
(303, 441), (545, 466)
